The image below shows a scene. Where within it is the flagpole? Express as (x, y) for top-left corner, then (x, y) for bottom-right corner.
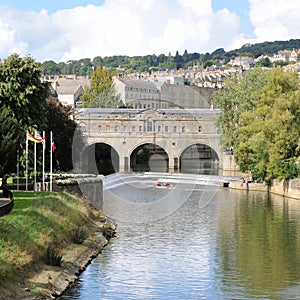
(26, 131), (28, 191)
(17, 148), (19, 191)
(34, 131), (37, 191)
(50, 131), (53, 191)
(42, 131), (45, 191)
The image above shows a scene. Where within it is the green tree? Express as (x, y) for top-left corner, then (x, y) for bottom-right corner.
(81, 66), (120, 108)
(44, 100), (77, 171)
(214, 67), (268, 148)
(0, 54), (49, 177)
(0, 108), (23, 176)
(273, 60), (288, 67)
(256, 57), (272, 67)
(41, 60), (61, 75)
(0, 54), (49, 126)
(215, 67), (300, 182)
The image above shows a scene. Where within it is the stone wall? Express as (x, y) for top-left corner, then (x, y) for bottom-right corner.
(222, 153), (239, 171)
(53, 176), (104, 211)
(270, 179), (300, 199)
(229, 178), (300, 200)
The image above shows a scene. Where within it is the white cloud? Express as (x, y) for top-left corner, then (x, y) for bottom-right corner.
(0, 0), (299, 62)
(0, 19), (28, 57)
(226, 0), (300, 51)
(249, 0), (300, 41)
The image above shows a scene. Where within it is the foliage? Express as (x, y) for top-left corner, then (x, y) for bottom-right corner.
(71, 226), (88, 244)
(0, 54), (49, 126)
(228, 39), (300, 57)
(44, 245), (62, 266)
(40, 39), (300, 75)
(44, 100), (77, 171)
(214, 68), (269, 148)
(256, 57), (272, 67)
(0, 54), (50, 177)
(215, 67), (300, 182)
(0, 108), (22, 176)
(81, 66), (120, 108)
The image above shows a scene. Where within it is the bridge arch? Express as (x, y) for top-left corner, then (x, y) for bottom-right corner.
(82, 142), (120, 175)
(179, 143), (219, 174)
(130, 142), (169, 172)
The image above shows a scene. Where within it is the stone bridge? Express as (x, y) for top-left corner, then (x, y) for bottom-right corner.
(73, 108), (229, 173)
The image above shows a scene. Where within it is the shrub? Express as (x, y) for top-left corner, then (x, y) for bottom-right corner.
(44, 245), (62, 266)
(70, 227), (88, 244)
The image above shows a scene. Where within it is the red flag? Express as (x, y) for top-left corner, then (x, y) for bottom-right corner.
(52, 137), (57, 152)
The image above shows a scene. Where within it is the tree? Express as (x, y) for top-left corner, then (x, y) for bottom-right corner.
(0, 54), (49, 126)
(41, 60), (61, 75)
(44, 100), (77, 171)
(256, 57), (271, 67)
(0, 108), (23, 176)
(0, 54), (49, 177)
(215, 67), (300, 182)
(81, 66), (120, 108)
(214, 67), (268, 148)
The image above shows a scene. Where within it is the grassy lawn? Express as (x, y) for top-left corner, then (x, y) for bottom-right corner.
(0, 191), (100, 298)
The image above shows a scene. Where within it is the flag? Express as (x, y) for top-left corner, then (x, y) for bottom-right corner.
(42, 131), (46, 148)
(52, 136), (57, 152)
(28, 132), (43, 143)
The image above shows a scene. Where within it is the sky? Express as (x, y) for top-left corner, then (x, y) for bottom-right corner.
(0, 0), (299, 62)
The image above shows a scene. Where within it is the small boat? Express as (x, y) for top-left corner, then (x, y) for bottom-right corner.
(155, 178), (176, 188)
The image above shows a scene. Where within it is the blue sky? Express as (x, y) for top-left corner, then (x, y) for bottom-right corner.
(0, 0), (298, 62)
(212, 0), (253, 35)
(0, 0), (105, 13)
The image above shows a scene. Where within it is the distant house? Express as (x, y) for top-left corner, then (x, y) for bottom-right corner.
(50, 78), (90, 107)
(229, 56), (255, 68)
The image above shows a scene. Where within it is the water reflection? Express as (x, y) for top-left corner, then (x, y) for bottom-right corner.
(214, 190), (300, 299)
(60, 188), (300, 299)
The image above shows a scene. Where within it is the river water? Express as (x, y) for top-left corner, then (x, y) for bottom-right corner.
(60, 175), (300, 300)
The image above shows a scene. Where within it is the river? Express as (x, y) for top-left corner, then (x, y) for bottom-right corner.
(60, 175), (300, 299)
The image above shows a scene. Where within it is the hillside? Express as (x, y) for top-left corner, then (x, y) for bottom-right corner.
(41, 39), (300, 76)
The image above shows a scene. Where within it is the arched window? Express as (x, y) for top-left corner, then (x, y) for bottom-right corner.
(147, 117), (153, 132)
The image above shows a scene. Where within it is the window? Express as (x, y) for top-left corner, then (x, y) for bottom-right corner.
(165, 126), (168, 133)
(182, 126), (185, 133)
(157, 125), (161, 132)
(173, 126), (177, 133)
(139, 125), (143, 132)
(114, 125), (119, 132)
(132, 125), (136, 132)
(106, 125), (110, 131)
(198, 126), (202, 132)
(98, 125), (102, 132)
(123, 125), (127, 132)
(147, 117), (153, 132)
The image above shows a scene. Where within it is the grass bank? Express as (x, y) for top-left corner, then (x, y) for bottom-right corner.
(0, 191), (115, 299)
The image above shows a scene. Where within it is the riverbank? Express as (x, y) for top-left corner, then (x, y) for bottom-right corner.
(25, 225), (115, 299)
(0, 191), (116, 300)
(229, 178), (300, 200)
